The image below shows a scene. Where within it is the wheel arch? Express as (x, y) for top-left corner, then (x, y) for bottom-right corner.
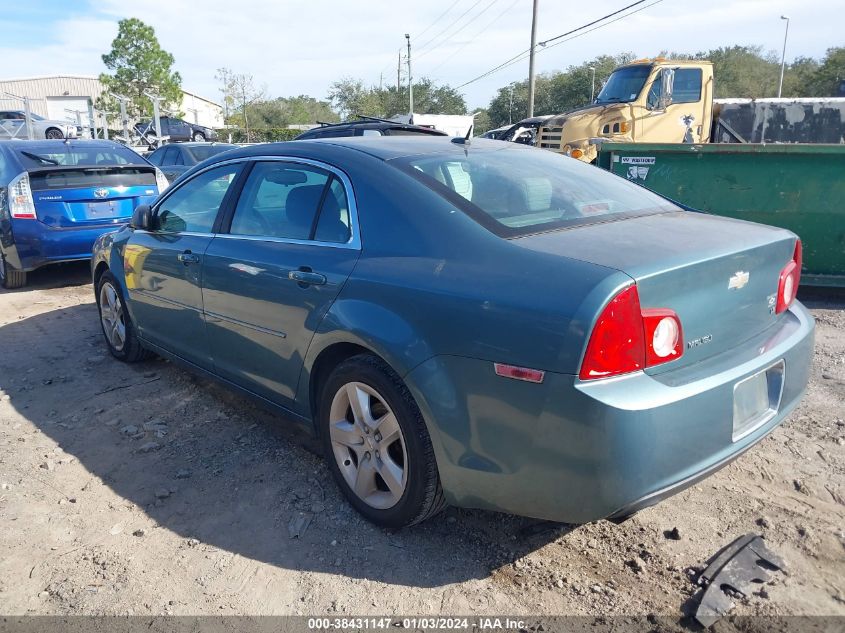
(296, 299), (438, 427)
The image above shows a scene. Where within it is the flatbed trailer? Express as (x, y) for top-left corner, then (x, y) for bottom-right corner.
(596, 142), (845, 287)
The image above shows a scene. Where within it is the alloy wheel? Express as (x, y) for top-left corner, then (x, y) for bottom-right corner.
(99, 282), (127, 352)
(328, 381), (408, 509)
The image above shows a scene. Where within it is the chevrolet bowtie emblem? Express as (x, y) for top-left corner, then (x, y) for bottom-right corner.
(728, 271), (750, 290)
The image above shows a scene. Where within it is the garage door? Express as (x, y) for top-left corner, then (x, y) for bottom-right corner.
(46, 97), (91, 124)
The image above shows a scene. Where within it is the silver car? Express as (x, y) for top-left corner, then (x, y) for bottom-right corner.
(0, 110), (78, 140)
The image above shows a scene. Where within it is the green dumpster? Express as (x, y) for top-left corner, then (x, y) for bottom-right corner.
(596, 142), (845, 287)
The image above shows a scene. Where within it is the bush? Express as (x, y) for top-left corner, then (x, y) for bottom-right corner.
(214, 127), (304, 143)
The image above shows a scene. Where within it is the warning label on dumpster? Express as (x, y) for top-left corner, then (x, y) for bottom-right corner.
(620, 157), (656, 165)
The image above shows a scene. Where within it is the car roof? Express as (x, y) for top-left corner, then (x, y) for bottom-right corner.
(297, 120), (448, 137)
(206, 136), (525, 164)
(2, 139), (133, 151)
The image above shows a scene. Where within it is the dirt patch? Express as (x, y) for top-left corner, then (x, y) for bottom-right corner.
(1, 263), (843, 618)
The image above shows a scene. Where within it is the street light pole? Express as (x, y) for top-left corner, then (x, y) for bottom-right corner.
(778, 15), (790, 98)
(527, 0), (539, 117)
(589, 66), (596, 102)
(405, 34), (414, 118)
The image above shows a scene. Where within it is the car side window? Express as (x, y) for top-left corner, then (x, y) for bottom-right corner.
(156, 164), (240, 233)
(314, 177), (352, 243)
(229, 162), (330, 240)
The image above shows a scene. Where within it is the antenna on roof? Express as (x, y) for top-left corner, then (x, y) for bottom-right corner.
(450, 124), (473, 146)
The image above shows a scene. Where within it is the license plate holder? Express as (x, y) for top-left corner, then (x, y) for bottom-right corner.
(732, 360), (785, 442)
(87, 201), (120, 218)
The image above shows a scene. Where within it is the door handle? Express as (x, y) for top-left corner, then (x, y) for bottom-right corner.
(177, 251), (200, 265)
(288, 269), (326, 286)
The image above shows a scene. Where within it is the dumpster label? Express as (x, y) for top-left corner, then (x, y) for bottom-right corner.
(620, 157), (656, 165)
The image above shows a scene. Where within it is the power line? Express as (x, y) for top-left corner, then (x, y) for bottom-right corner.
(427, 0), (520, 75)
(415, 0), (461, 40)
(416, 0), (487, 54)
(454, 0), (662, 90)
(417, 0), (501, 61)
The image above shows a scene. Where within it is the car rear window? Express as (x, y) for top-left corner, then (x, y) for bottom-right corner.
(15, 145), (144, 168)
(392, 145), (678, 237)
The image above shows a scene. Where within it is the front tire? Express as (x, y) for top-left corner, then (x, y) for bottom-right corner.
(0, 253), (26, 289)
(192, 131), (206, 142)
(319, 354), (445, 528)
(45, 127), (64, 140)
(96, 272), (149, 362)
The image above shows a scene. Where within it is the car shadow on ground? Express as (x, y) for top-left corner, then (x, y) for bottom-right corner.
(0, 297), (573, 589)
(0, 261), (91, 293)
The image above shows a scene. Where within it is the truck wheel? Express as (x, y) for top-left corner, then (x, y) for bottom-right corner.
(319, 354), (446, 528)
(0, 254), (26, 289)
(45, 127), (64, 139)
(96, 272), (150, 362)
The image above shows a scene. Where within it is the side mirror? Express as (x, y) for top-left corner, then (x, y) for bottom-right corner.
(130, 204), (154, 231)
(659, 68), (675, 110)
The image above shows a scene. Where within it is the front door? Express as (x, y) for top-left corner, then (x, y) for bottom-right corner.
(635, 67), (707, 144)
(125, 162), (242, 369)
(201, 160), (360, 405)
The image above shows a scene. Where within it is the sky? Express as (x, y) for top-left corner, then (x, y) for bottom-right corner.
(0, 0), (841, 110)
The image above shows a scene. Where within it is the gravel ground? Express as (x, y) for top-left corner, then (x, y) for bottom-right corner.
(0, 262), (843, 621)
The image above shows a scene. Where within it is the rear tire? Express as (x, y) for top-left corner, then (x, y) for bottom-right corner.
(96, 272), (150, 362)
(319, 354), (446, 528)
(0, 254), (26, 289)
(45, 127), (64, 140)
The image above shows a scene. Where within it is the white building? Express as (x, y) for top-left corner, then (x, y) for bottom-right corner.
(0, 75), (223, 129)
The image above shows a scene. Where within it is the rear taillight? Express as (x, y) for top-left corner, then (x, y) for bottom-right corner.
(154, 168), (169, 193)
(8, 172), (36, 219)
(775, 239), (802, 314)
(579, 285), (684, 381)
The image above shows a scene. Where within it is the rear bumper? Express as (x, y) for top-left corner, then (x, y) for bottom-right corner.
(406, 302), (815, 523)
(4, 220), (127, 271)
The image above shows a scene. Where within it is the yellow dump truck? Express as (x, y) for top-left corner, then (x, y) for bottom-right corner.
(536, 58), (845, 162)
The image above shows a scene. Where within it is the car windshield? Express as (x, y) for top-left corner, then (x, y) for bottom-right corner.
(595, 65), (652, 103)
(186, 144), (236, 162)
(15, 145), (144, 168)
(393, 145), (678, 237)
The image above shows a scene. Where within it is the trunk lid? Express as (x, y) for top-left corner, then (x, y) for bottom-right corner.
(28, 166), (159, 228)
(515, 211), (797, 371)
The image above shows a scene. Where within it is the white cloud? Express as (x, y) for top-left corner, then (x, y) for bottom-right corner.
(2, 0), (842, 110)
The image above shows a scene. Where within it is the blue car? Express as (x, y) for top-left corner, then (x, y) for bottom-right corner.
(91, 137), (814, 528)
(0, 140), (167, 288)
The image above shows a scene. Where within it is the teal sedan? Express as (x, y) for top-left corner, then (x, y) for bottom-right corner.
(91, 137), (814, 528)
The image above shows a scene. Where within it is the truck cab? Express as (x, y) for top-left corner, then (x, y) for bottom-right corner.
(537, 59), (714, 162)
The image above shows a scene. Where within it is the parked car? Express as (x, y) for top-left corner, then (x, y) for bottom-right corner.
(0, 140), (167, 288)
(498, 114), (554, 145)
(135, 116), (218, 143)
(146, 142), (238, 182)
(295, 118), (448, 140)
(478, 125), (510, 139)
(0, 110), (78, 140)
(91, 137), (813, 528)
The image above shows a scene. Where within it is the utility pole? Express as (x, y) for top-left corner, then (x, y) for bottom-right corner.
(405, 34), (414, 118)
(778, 15), (790, 98)
(509, 86), (515, 124)
(397, 50), (402, 94)
(589, 66), (596, 102)
(527, 0), (539, 117)
(114, 94), (130, 143)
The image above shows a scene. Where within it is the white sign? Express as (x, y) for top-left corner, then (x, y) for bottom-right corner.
(620, 157), (656, 165)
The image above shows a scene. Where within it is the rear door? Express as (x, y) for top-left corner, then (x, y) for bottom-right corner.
(201, 159), (360, 404)
(126, 162), (243, 369)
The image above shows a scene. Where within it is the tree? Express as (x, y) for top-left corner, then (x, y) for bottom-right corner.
(804, 47), (845, 97)
(249, 96), (339, 127)
(217, 68), (266, 141)
(328, 76), (467, 119)
(98, 18), (182, 118)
